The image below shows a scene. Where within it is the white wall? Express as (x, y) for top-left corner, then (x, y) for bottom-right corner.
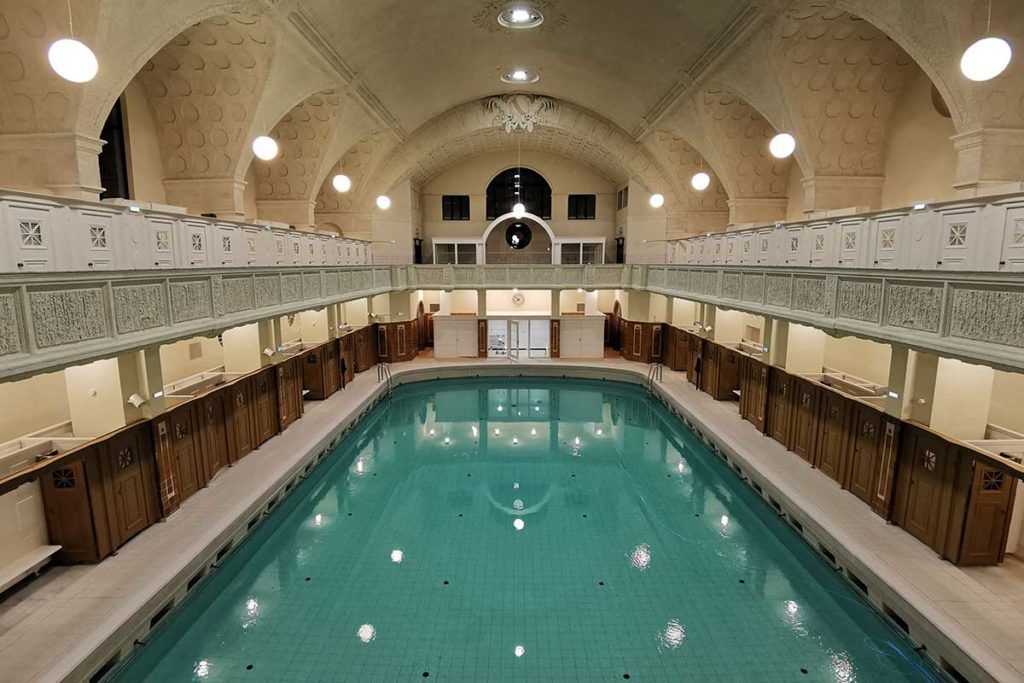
(64, 358), (125, 438)
(0, 372), (71, 443)
(486, 289), (551, 316)
(931, 358), (995, 440)
(159, 336), (224, 385)
(785, 324), (826, 374)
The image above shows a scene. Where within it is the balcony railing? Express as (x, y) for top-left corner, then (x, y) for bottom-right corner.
(0, 190), (372, 273)
(667, 192), (1024, 273)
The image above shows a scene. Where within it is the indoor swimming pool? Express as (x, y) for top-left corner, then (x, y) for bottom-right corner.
(112, 378), (942, 681)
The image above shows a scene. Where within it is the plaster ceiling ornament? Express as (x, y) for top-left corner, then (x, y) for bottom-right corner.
(485, 94), (558, 133)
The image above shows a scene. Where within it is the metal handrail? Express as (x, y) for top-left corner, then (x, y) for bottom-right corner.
(646, 362), (663, 392)
(376, 362), (393, 394)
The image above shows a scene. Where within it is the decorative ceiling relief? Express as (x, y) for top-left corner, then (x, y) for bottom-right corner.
(484, 94), (558, 133)
(696, 87), (789, 198)
(136, 12), (276, 180)
(772, 4), (913, 177)
(255, 90), (342, 201)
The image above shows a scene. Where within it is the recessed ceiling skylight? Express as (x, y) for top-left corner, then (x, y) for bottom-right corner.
(498, 6), (543, 29)
(501, 68), (540, 84)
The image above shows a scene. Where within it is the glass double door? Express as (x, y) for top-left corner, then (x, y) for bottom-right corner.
(487, 319), (550, 358)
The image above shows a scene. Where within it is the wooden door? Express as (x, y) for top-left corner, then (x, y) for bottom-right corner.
(101, 425), (159, 548)
(741, 359), (769, 433)
(253, 369), (278, 445)
(169, 405), (204, 502)
(847, 405), (881, 504)
(199, 393), (228, 480)
(277, 358), (301, 431)
(713, 347), (740, 400)
(897, 429), (956, 550)
(478, 320), (487, 357)
(226, 378), (255, 461)
(340, 335), (355, 383)
(958, 462), (1018, 565)
(41, 457), (102, 563)
(325, 342), (340, 395)
(790, 378), (820, 464)
(816, 391), (851, 483)
(687, 337), (703, 386)
(700, 343), (718, 395)
(767, 369), (795, 448)
(302, 348), (326, 400)
(550, 320), (560, 358)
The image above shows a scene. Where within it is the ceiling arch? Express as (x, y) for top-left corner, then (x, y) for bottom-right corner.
(339, 95), (680, 212)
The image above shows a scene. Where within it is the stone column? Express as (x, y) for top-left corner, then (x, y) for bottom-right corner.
(801, 175), (885, 213)
(0, 133), (104, 199)
(727, 198), (788, 226)
(767, 319), (788, 368)
(163, 178), (248, 219)
(952, 128), (1024, 198)
(255, 199), (316, 230)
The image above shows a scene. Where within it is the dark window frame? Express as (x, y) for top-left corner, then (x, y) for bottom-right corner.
(486, 168), (551, 220)
(567, 194), (596, 220)
(441, 195), (471, 221)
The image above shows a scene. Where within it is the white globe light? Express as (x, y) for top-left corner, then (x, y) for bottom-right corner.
(376, 195), (392, 210)
(252, 135), (278, 161)
(960, 37), (1012, 82)
(512, 202), (526, 219)
(691, 172), (711, 191)
(48, 38), (98, 83)
(769, 133), (796, 159)
(649, 193), (665, 209)
(511, 8), (531, 23)
(332, 174), (352, 193)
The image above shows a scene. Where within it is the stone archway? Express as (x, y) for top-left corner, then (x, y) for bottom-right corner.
(483, 214), (554, 265)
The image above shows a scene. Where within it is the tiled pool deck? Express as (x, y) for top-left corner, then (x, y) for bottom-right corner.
(0, 357), (1021, 682)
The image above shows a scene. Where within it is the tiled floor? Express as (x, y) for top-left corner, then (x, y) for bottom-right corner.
(0, 355), (1021, 682)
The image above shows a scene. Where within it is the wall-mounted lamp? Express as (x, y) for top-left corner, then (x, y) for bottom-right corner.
(263, 347), (275, 357)
(127, 393), (147, 408)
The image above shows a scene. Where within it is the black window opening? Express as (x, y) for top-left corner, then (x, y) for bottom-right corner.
(442, 195), (470, 221)
(568, 194), (596, 220)
(617, 187), (629, 210)
(98, 98), (131, 200)
(486, 168), (551, 220)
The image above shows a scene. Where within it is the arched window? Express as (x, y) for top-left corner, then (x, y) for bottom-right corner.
(486, 168), (551, 220)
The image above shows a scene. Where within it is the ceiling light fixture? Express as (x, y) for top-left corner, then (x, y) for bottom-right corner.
(332, 174), (352, 193)
(691, 155), (710, 191)
(512, 132), (526, 219)
(501, 68), (540, 84)
(961, 1), (1012, 81)
(376, 195), (392, 210)
(769, 133), (796, 159)
(48, 0), (98, 83)
(252, 135), (279, 161)
(649, 193), (665, 209)
(498, 6), (544, 29)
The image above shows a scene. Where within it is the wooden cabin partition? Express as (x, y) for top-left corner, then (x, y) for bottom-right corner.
(619, 320), (662, 364)
(550, 320), (560, 358)
(276, 356), (304, 431)
(41, 422), (160, 564)
(789, 377), (821, 465)
(701, 344), (740, 400)
(846, 403), (900, 518)
(224, 375), (256, 462)
(152, 402), (206, 513)
(353, 325), (378, 373)
(661, 325), (691, 372)
(687, 336), (703, 386)
(302, 340), (341, 400)
(815, 389), (852, 482)
(377, 322), (418, 362)
(339, 333), (355, 385)
(478, 320), (488, 358)
(739, 356), (769, 433)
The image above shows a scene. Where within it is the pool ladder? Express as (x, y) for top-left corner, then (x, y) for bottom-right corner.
(646, 362), (663, 393)
(377, 362), (394, 396)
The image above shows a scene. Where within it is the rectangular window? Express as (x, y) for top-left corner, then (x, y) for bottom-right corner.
(435, 243), (456, 264)
(441, 195), (470, 220)
(617, 187), (629, 210)
(567, 194), (596, 220)
(434, 242), (478, 265)
(456, 243), (477, 264)
(581, 243), (602, 264)
(560, 243), (582, 265)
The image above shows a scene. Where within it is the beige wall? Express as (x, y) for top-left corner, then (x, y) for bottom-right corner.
(823, 335), (892, 386)
(342, 298), (370, 325)
(440, 290), (478, 315)
(420, 149), (617, 262)
(931, 358), (995, 440)
(243, 166), (259, 222)
(714, 310), (764, 344)
(64, 358), (125, 438)
(672, 298), (699, 327)
(486, 289), (551, 316)
(784, 162), (805, 222)
(222, 323), (261, 373)
(123, 80), (167, 205)
(785, 323), (826, 374)
(0, 372), (71, 443)
(299, 309), (330, 343)
(159, 336), (224, 385)
(880, 71), (957, 209)
(989, 370), (1024, 435)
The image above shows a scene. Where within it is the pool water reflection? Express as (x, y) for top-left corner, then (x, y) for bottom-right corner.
(113, 378), (942, 682)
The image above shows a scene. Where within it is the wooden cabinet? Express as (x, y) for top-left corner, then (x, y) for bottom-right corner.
(353, 325), (377, 373)
(98, 424), (160, 549)
(253, 367), (278, 445)
(302, 341), (341, 400)
(225, 376), (256, 462)
(766, 368), (795, 448)
(815, 390), (851, 483)
(790, 377), (821, 464)
(739, 357), (769, 433)
(339, 334), (355, 385)
(152, 403), (206, 512)
(701, 343), (740, 400)
(198, 392), (228, 480)
(846, 404), (900, 518)
(276, 356), (303, 431)
(958, 461), (1018, 565)
(42, 423), (159, 564)
(662, 326), (690, 372)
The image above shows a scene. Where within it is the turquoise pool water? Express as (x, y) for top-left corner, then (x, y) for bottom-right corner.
(114, 378), (942, 682)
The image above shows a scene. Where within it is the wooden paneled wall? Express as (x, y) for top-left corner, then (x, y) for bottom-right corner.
(618, 319), (663, 364)
(32, 333), (380, 565)
(377, 320), (419, 363)
(632, 323), (1018, 567)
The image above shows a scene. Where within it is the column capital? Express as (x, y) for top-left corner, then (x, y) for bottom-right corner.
(163, 177), (247, 219)
(801, 175), (884, 214)
(951, 127), (1024, 197)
